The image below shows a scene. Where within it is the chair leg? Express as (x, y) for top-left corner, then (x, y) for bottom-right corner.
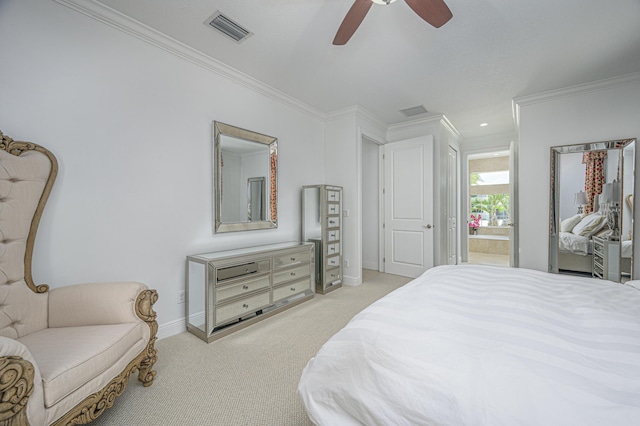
(135, 289), (159, 387)
(137, 338), (158, 387)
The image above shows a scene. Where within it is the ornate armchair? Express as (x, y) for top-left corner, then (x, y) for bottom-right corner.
(0, 131), (158, 426)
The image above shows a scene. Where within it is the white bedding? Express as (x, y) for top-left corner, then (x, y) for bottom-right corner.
(298, 265), (640, 425)
(558, 231), (592, 255)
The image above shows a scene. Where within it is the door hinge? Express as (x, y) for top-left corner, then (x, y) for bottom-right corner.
(382, 223), (385, 228)
(383, 257), (386, 263)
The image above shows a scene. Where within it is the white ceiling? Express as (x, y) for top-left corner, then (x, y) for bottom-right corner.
(96, 0), (640, 139)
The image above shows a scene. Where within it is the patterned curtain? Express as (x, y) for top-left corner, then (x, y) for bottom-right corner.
(582, 151), (607, 214)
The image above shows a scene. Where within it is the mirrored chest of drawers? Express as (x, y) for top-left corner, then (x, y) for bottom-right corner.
(592, 236), (621, 282)
(302, 185), (343, 294)
(186, 242), (314, 343)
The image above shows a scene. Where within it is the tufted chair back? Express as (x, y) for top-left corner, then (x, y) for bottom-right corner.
(0, 131), (57, 339)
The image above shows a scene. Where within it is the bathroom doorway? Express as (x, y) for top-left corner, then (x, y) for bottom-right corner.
(467, 150), (512, 266)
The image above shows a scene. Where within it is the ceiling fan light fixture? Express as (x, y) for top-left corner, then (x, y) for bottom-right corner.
(372, 0), (397, 4)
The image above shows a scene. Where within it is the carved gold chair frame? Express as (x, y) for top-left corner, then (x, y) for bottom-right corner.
(0, 131), (158, 426)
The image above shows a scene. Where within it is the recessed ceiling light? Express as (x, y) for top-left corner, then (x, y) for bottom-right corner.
(480, 123), (488, 127)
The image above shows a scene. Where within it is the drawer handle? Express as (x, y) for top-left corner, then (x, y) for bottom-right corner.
(330, 247), (335, 251)
(291, 257), (296, 261)
(290, 272), (296, 276)
(242, 285), (249, 290)
(290, 287), (296, 291)
(243, 303), (249, 309)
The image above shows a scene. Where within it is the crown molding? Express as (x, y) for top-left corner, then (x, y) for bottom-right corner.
(325, 105), (387, 127)
(387, 113), (460, 137)
(439, 115), (461, 139)
(513, 72), (640, 108)
(54, 0), (326, 122)
(325, 105), (360, 121)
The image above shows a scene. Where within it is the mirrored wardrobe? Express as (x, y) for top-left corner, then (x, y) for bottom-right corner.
(549, 139), (635, 282)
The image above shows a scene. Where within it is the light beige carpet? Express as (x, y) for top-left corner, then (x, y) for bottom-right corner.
(89, 271), (411, 426)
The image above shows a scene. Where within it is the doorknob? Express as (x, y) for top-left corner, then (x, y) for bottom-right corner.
(423, 224), (433, 229)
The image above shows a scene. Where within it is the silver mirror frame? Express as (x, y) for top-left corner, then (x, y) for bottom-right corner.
(213, 121), (277, 233)
(549, 138), (635, 280)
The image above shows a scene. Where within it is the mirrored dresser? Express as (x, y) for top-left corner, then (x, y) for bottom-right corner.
(186, 242), (314, 342)
(302, 185), (343, 294)
(592, 236), (621, 282)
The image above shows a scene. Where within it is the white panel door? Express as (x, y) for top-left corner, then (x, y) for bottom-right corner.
(384, 136), (434, 277)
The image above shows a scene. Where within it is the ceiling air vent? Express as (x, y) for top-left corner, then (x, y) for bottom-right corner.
(400, 105), (428, 117)
(205, 11), (253, 43)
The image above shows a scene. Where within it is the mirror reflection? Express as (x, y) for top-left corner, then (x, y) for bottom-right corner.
(214, 122), (277, 233)
(549, 139), (635, 282)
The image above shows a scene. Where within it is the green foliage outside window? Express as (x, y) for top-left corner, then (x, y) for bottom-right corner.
(470, 194), (510, 226)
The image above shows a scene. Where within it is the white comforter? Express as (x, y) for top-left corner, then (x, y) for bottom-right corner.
(558, 231), (592, 255)
(298, 265), (640, 426)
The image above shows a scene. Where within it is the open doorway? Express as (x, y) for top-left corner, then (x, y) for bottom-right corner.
(467, 150), (511, 266)
(362, 136), (381, 280)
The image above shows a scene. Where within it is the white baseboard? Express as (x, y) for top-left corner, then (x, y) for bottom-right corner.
(157, 317), (186, 340)
(157, 311), (206, 340)
(342, 275), (362, 286)
(362, 261), (379, 271)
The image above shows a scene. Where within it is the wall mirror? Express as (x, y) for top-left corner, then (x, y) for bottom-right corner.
(549, 138), (635, 282)
(213, 121), (277, 233)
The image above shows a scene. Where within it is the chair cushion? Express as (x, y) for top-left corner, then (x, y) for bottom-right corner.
(18, 322), (147, 408)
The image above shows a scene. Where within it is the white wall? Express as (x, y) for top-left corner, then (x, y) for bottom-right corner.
(324, 111), (358, 282)
(515, 74), (640, 276)
(0, 0), (325, 338)
(558, 153), (585, 220)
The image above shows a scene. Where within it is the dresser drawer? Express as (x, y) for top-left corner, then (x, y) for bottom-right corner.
(215, 290), (271, 326)
(273, 278), (311, 302)
(273, 264), (310, 286)
(273, 250), (310, 269)
(325, 267), (341, 285)
(327, 190), (340, 202)
(326, 243), (340, 256)
(327, 203), (340, 215)
(327, 216), (340, 228)
(215, 274), (270, 304)
(327, 229), (339, 241)
(327, 255), (340, 268)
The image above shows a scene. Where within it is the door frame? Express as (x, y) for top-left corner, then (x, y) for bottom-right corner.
(462, 144), (518, 265)
(357, 128), (387, 284)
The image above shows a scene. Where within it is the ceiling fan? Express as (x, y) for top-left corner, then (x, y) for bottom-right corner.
(333, 0), (452, 45)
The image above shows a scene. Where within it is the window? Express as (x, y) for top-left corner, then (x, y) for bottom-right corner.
(470, 171), (509, 186)
(470, 193), (510, 226)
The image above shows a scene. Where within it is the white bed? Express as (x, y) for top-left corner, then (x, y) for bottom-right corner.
(558, 231), (592, 255)
(558, 236), (633, 275)
(298, 265), (640, 425)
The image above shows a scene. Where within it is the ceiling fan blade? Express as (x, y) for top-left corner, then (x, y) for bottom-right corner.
(333, 0), (373, 45)
(404, 0), (452, 28)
